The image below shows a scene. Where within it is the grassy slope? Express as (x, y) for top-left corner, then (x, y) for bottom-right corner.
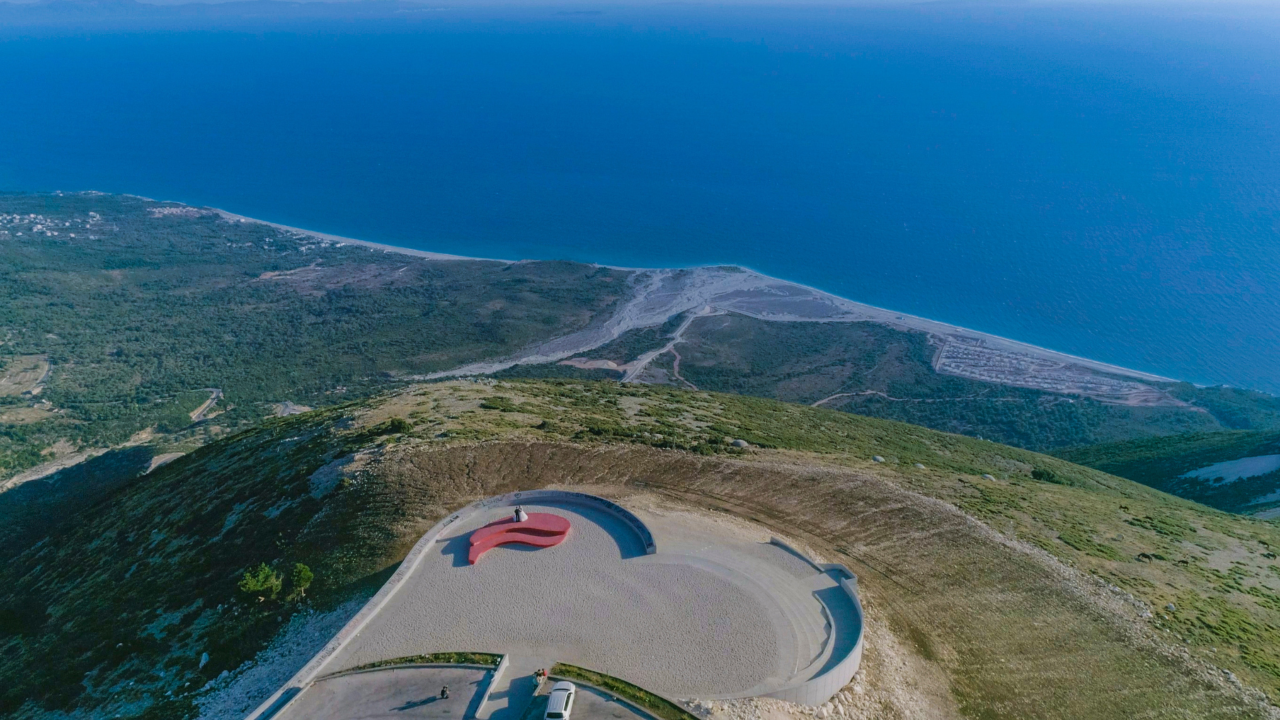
(404, 381), (1280, 706)
(3, 380), (1279, 719)
(0, 192), (627, 477)
(1058, 430), (1280, 514)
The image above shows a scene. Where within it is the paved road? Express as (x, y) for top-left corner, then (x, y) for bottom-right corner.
(519, 682), (652, 720)
(277, 666), (490, 720)
(189, 388), (222, 422)
(567, 685), (654, 720)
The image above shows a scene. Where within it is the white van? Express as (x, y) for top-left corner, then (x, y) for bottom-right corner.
(544, 681), (577, 720)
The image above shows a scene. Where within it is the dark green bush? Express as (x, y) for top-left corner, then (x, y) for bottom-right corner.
(1032, 467), (1061, 483)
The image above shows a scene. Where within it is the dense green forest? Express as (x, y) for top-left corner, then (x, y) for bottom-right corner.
(1057, 430), (1280, 513)
(0, 192), (626, 477)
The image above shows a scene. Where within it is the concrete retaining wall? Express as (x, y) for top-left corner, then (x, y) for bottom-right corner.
(473, 654), (510, 719)
(768, 536), (826, 573)
(763, 538), (865, 707)
(245, 490), (654, 720)
(763, 571), (865, 707)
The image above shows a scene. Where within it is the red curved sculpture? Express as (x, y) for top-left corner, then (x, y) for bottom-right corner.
(468, 512), (571, 564)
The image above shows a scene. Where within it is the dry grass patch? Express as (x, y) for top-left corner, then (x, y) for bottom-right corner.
(0, 355), (48, 396)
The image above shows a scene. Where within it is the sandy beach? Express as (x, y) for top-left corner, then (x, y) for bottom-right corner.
(214, 204), (1178, 399)
(213, 209), (511, 264)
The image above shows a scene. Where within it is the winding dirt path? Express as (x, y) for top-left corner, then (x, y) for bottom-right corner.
(668, 347), (697, 390)
(810, 390), (1020, 407)
(621, 306), (715, 383)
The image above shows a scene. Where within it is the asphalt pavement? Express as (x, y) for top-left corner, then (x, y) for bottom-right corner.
(276, 666), (490, 720)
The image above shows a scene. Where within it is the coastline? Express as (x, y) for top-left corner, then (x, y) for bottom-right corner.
(213, 209), (512, 264)
(214, 202), (1176, 386)
(800, 292), (1178, 384)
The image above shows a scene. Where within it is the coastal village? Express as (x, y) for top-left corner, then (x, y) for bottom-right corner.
(931, 336), (1184, 407)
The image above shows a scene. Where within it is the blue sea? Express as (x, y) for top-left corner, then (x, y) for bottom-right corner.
(1, 3), (1278, 393)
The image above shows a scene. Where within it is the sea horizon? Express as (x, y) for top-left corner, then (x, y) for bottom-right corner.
(2, 3), (1278, 394)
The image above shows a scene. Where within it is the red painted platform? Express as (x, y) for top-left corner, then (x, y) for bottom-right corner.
(468, 512), (571, 564)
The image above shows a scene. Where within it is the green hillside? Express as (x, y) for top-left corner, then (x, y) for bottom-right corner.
(2, 380), (1278, 719)
(1058, 430), (1280, 515)
(0, 192), (626, 478)
(558, 312), (1280, 451)
(5, 189), (1280, 543)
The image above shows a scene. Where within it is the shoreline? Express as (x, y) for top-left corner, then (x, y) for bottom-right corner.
(213, 200), (1176, 385)
(797, 289), (1179, 384)
(212, 209), (513, 264)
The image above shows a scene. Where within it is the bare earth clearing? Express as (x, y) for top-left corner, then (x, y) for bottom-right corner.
(0, 354), (49, 396)
(0, 443), (108, 493)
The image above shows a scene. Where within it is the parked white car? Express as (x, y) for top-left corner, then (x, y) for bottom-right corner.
(544, 681), (577, 720)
